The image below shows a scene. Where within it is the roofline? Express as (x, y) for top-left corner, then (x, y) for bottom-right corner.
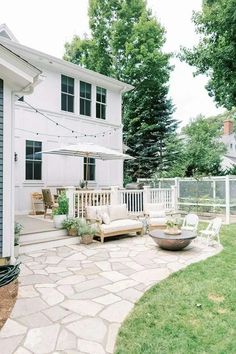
(0, 43), (42, 75)
(0, 37), (134, 93)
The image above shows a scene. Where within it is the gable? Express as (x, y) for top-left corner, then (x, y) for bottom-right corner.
(0, 24), (18, 43)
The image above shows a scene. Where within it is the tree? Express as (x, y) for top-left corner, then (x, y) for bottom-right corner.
(64, 0), (177, 181)
(183, 115), (226, 176)
(181, 0), (236, 110)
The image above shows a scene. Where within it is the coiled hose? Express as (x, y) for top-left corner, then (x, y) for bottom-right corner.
(0, 263), (20, 287)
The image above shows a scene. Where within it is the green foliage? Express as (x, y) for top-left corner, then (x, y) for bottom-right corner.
(64, 0), (177, 180)
(14, 222), (23, 246)
(183, 115), (226, 176)
(115, 224), (236, 353)
(62, 218), (80, 231)
(78, 220), (97, 236)
(53, 193), (68, 215)
(181, 0), (236, 109)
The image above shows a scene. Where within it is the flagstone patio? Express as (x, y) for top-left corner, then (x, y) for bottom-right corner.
(0, 235), (222, 354)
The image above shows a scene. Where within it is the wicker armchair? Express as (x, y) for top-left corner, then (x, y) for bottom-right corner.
(42, 189), (58, 218)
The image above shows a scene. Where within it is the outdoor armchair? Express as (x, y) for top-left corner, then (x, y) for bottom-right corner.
(199, 217), (222, 246)
(181, 213), (199, 233)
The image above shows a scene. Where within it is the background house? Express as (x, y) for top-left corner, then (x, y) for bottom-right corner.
(0, 24), (133, 214)
(221, 119), (236, 171)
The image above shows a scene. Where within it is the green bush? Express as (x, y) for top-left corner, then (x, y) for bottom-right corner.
(53, 193), (68, 215)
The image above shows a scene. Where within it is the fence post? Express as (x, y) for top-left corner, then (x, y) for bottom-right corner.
(225, 175), (230, 224)
(66, 187), (75, 218)
(111, 186), (119, 205)
(143, 185), (150, 206)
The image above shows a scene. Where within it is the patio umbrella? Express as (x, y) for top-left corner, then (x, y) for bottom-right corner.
(40, 142), (134, 186)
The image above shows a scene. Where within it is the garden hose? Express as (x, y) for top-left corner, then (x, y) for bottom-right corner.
(0, 263), (20, 287)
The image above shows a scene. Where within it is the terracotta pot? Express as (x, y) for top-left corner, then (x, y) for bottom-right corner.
(81, 234), (93, 245)
(68, 228), (78, 236)
(164, 227), (181, 235)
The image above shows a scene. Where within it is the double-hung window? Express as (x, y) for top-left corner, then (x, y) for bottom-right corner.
(26, 140), (42, 180)
(96, 86), (106, 119)
(80, 81), (91, 116)
(61, 75), (74, 112)
(84, 157), (95, 181)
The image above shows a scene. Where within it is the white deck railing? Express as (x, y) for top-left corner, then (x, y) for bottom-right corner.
(66, 186), (176, 218)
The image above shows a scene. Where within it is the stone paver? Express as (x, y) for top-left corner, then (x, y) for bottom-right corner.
(0, 235), (221, 353)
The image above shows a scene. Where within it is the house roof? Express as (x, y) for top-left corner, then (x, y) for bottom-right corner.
(0, 25), (134, 93)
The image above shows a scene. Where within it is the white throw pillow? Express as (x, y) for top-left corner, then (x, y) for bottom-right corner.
(149, 211), (166, 218)
(101, 212), (110, 225)
(108, 204), (128, 221)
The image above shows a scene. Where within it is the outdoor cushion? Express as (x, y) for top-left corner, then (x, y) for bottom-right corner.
(149, 211), (166, 218)
(101, 219), (143, 234)
(149, 217), (166, 226)
(100, 212), (110, 225)
(108, 204), (128, 221)
(144, 203), (165, 213)
(86, 205), (108, 220)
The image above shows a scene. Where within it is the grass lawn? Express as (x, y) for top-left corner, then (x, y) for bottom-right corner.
(115, 224), (236, 354)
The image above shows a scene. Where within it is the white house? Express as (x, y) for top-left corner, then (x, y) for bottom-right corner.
(0, 36), (42, 262)
(0, 24), (133, 215)
(221, 119), (236, 170)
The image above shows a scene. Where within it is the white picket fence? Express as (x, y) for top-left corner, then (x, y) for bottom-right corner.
(66, 186), (176, 218)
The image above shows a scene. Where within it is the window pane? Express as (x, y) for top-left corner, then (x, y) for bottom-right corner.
(68, 77), (74, 94)
(85, 83), (91, 99)
(80, 98), (85, 115)
(34, 161), (42, 180)
(85, 100), (91, 116)
(80, 82), (86, 98)
(68, 95), (74, 113)
(96, 103), (100, 118)
(26, 161), (33, 180)
(101, 104), (106, 119)
(26, 146), (33, 159)
(61, 93), (67, 111)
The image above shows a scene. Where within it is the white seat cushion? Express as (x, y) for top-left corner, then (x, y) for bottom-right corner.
(86, 205), (108, 220)
(108, 204), (128, 221)
(100, 219), (143, 234)
(148, 217), (166, 226)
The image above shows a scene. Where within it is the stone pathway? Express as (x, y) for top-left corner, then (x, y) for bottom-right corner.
(0, 235), (222, 354)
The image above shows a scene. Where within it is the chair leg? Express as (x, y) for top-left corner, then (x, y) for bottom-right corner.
(44, 206), (47, 219)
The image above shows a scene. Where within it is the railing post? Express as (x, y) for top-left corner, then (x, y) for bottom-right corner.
(171, 185), (177, 211)
(225, 175), (230, 224)
(111, 186), (119, 205)
(66, 186), (76, 218)
(143, 185), (150, 206)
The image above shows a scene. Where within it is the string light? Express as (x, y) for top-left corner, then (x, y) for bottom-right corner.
(16, 95), (121, 138)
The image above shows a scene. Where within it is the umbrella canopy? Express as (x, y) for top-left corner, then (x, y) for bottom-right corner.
(40, 142), (134, 186)
(40, 142), (134, 160)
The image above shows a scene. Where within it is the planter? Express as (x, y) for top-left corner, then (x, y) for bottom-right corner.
(164, 227), (181, 235)
(81, 234), (94, 245)
(149, 230), (197, 251)
(68, 227), (78, 236)
(14, 245), (20, 258)
(53, 215), (67, 229)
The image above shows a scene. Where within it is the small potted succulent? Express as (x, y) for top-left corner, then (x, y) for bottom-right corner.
(53, 193), (69, 229)
(62, 218), (79, 236)
(14, 222), (23, 257)
(164, 218), (181, 235)
(78, 221), (97, 245)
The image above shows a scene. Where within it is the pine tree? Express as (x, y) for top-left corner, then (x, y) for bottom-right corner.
(64, 0), (178, 181)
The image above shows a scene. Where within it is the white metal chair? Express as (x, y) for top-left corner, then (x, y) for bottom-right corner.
(199, 217), (222, 246)
(181, 213), (199, 233)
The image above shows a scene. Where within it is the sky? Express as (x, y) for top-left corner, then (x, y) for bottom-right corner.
(0, 0), (224, 127)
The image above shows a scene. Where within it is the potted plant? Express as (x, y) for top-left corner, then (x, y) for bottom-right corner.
(14, 222), (23, 257)
(62, 218), (79, 236)
(164, 218), (181, 235)
(78, 221), (97, 245)
(53, 193), (69, 229)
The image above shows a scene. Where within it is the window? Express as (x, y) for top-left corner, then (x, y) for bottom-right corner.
(80, 81), (91, 116)
(18, 96), (24, 102)
(26, 140), (42, 180)
(61, 75), (74, 112)
(84, 157), (95, 181)
(96, 86), (106, 119)
(230, 143), (233, 149)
